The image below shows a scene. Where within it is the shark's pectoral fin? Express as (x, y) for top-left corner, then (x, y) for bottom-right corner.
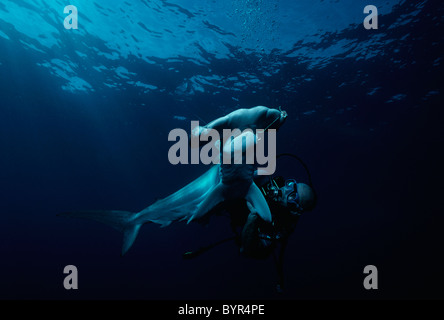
(188, 183), (225, 223)
(245, 183), (272, 223)
(122, 223), (142, 256)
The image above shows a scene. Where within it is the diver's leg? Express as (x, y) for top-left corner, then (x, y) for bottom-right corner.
(240, 210), (271, 259)
(274, 239), (288, 293)
(188, 183), (226, 223)
(245, 183), (272, 223)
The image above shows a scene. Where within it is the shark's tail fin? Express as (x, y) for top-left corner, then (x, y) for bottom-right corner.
(58, 210), (142, 256)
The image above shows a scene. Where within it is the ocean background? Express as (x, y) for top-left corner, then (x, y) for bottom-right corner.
(0, 0), (443, 299)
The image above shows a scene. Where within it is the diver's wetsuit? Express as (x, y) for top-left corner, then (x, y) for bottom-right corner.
(225, 189), (300, 291)
(241, 201), (299, 259)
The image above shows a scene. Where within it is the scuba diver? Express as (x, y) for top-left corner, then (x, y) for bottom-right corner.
(241, 175), (316, 292)
(184, 172), (317, 293)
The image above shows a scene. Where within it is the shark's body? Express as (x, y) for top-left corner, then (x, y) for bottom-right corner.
(61, 106), (286, 255)
(60, 165), (221, 255)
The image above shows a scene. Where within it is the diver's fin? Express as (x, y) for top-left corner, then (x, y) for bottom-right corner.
(58, 210), (141, 255)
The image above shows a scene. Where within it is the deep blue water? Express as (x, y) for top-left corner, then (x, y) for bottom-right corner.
(0, 0), (443, 299)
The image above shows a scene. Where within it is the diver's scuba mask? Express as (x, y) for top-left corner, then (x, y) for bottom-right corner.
(281, 179), (303, 213)
(263, 177), (304, 214)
